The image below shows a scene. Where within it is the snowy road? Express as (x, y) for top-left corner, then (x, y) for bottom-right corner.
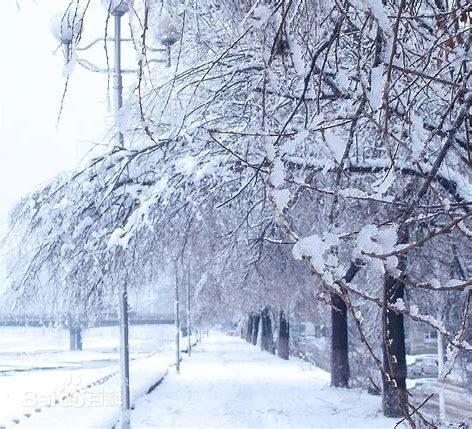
(131, 333), (399, 429)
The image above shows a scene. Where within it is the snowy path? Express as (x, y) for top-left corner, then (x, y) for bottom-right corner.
(131, 333), (398, 429)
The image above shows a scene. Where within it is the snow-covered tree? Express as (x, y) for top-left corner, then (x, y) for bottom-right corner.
(3, 0), (471, 423)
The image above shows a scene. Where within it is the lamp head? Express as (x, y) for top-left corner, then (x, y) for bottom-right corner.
(148, 8), (180, 46)
(160, 33), (179, 47)
(102, 0), (132, 16)
(51, 7), (84, 44)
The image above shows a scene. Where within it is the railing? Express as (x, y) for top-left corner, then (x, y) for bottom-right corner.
(0, 315), (175, 328)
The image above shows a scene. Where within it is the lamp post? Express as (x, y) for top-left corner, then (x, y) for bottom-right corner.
(186, 267), (191, 357)
(104, 5), (131, 426)
(109, 3), (127, 150)
(51, 2), (179, 428)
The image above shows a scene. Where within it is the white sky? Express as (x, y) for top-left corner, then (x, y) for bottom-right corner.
(0, 0), (136, 234)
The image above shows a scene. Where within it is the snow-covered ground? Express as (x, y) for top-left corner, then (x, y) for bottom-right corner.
(2, 330), (404, 428)
(16, 350), (174, 429)
(131, 333), (399, 429)
(0, 325), (176, 428)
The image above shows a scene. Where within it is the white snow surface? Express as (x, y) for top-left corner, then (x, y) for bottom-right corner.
(272, 188), (291, 212)
(1, 330), (401, 428)
(410, 111), (426, 161)
(251, 5), (272, 29)
(0, 325), (176, 428)
(131, 333), (398, 429)
(292, 233), (339, 274)
(16, 351), (172, 429)
(368, 65), (385, 110)
(364, 0), (391, 35)
(270, 157), (286, 188)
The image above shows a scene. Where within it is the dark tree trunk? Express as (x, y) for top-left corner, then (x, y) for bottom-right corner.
(246, 314), (254, 342)
(331, 293), (349, 387)
(331, 261), (362, 388)
(382, 274), (407, 417)
(277, 311), (289, 360)
(261, 307), (275, 354)
(382, 225), (408, 418)
(69, 327), (82, 351)
(251, 314), (260, 345)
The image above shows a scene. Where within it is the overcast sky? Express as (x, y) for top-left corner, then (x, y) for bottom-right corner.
(0, 0), (137, 234)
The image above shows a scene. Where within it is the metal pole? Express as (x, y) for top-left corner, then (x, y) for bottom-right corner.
(186, 268), (191, 356)
(114, 13), (124, 149)
(114, 13), (130, 429)
(438, 332), (446, 422)
(63, 42), (71, 65)
(119, 281), (130, 429)
(175, 267), (180, 374)
(166, 45), (171, 68)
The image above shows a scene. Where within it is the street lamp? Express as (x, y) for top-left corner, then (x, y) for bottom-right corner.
(50, 6), (84, 64)
(101, 0), (131, 150)
(51, 3), (179, 429)
(148, 7), (180, 67)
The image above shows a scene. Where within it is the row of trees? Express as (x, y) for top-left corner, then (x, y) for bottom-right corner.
(242, 309), (289, 359)
(2, 0), (471, 426)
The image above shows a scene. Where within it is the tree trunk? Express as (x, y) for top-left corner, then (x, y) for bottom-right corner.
(382, 273), (407, 417)
(331, 292), (349, 387)
(330, 261), (361, 387)
(69, 327), (82, 351)
(277, 311), (289, 360)
(246, 314), (254, 342)
(251, 314), (260, 345)
(261, 307), (275, 354)
(382, 223), (409, 418)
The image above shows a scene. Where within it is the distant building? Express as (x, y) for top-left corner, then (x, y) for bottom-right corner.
(405, 319), (438, 355)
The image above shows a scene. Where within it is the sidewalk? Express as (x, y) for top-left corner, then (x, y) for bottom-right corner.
(131, 334), (397, 429)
